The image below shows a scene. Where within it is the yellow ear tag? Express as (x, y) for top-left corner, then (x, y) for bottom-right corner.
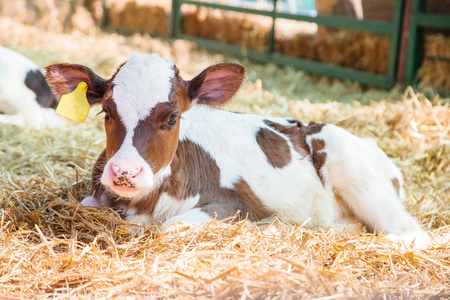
(56, 81), (90, 123)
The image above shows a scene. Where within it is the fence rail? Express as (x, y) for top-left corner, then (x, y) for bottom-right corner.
(170, 0), (404, 89)
(102, 0), (449, 91)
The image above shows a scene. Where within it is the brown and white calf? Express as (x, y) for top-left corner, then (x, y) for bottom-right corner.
(46, 53), (429, 247)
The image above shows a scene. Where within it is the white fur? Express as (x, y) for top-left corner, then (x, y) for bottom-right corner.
(123, 193), (200, 227)
(305, 124), (429, 247)
(153, 193), (200, 223)
(0, 46), (66, 130)
(112, 53), (175, 132)
(0, 46), (41, 115)
(160, 208), (213, 234)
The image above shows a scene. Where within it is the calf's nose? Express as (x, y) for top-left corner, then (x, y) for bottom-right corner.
(111, 163), (143, 184)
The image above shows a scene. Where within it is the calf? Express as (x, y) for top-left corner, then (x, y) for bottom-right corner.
(45, 53), (429, 248)
(0, 46), (65, 129)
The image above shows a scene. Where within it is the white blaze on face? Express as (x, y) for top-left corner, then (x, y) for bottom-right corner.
(113, 53), (175, 131)
(100, 53), (176, 199)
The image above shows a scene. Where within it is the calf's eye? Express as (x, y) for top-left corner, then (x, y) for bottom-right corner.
(97, 108), (110, 121)
(167, 114), (178, 125)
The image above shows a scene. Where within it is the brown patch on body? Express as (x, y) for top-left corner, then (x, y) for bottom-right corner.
(199, 178), (274, 222)
(303, 121), (326, 135)
(264, 119), (310, 157)
(130, 140), (273, 223)
(256, 128), (291, 169)
(392, 178), (400, 197)
(264, 119), (328, 184)
(333, 188), (365, 228)
(310, 139), (327, 184)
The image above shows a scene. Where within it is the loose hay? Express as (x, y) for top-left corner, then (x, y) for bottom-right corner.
(0, 15), (450, 300)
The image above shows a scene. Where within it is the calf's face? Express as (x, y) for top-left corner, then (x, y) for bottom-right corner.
(46, 54), (245, 199)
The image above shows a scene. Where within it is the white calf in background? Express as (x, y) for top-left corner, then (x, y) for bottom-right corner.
(0, 46), (65, 129)
(45, 53), (430, 248)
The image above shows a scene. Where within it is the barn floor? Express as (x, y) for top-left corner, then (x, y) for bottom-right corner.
(0, 17), (449, 299)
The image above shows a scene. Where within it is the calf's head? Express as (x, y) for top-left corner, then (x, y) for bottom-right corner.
(46, 53), (245, 199)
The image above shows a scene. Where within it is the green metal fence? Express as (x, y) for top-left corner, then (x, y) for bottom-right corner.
(170, 0), (405, 89)
(101, 0), (449, 91)
(405, 0), (450, 88)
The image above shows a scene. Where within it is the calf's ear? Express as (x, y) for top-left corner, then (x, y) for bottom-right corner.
(45, 63), (106, 105)
(188, 63), (245, 108)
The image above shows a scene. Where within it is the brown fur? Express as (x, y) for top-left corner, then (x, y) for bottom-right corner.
(256, 128), (291, 169)
(103, 99), (126, 159)
(264, 119), (310, 157)
(262, 120), (328, 184)
(392, 178), (400, 197)
(45, 63), (106, 105)
(188, 63), (245, 107)
(333, 188), (364, 227)
(303, 121), (326, 135)
(310, 139), (327, 184)
(133, 102), (180, 174)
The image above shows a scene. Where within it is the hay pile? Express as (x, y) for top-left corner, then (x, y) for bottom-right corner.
(277, 28), (390, 74)
(0, 0), (103, 33)
(1, 88), (449, 299)
(417, 34), (450, 92)
(0, 16), (449, 299)
(182, 5), (390, 74)
(106, 0), (171, 35)
(183, 5), (272, 52)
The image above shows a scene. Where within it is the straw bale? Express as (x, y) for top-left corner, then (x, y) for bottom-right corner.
(106, 0), (171, 35)
(417, 60), (450, 92)
(0, 0), (101, 32)
(278, 28), (390, 74)
(0, 17), (449, 299)
(181, 5), (390, 74)
(418, 34), (450, 91)
(182, 5), (271, 52)
(424, 34), (450, 60)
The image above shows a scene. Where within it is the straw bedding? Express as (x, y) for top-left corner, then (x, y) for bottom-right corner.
(0, 17), (449, 299)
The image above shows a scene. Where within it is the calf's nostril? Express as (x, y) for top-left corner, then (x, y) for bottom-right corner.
(131, 167), (144, 178)
(111, 164), (119, 176)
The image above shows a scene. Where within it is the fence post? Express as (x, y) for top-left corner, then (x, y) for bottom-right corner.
(170, 0), (181, 38)
(102, 0), (109, 28)
(405, 0), (425, 86)
(387, 0), (405, 86)
(268, 0), (278, 55)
